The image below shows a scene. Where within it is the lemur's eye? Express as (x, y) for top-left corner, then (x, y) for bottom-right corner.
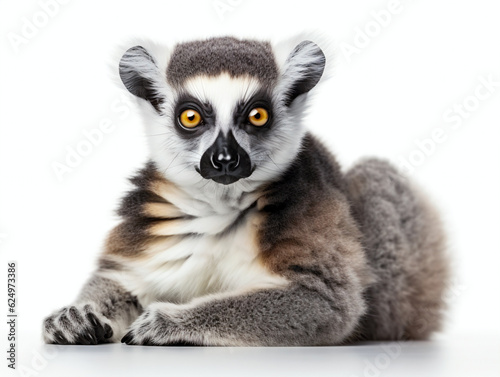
(248, 107), (269, 127)
(179, 109), (202, 128)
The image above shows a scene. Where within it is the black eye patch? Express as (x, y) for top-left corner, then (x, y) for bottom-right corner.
(233, 91), (274, 135)
(173, 94), (216, 138)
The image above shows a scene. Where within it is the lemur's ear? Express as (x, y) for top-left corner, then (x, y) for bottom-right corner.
(119, 46), (164, 112)
(280, 41), (325, 107)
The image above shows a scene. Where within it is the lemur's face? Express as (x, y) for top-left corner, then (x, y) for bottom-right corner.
(171, 74), (276, 186)
(119, 37), (325, 192)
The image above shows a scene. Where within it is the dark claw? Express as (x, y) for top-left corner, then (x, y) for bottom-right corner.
(93, 324), (104, 341)
(86, 312), (99, 328)
(53, 330), (68, 345)
(121, 331), (134, 344)
(165, 340), (203, 347)
(86, 312), (110, 343)
(140, 337), (153, 346)
(74, 333), (91, 345)
(87, 332), (97, 345)
(90, 315), (105, 339)
(104, 323), (113, 339)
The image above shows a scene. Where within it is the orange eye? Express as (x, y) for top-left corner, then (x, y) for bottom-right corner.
(179, 109), (202, 128)
(248, 107), (269, 127)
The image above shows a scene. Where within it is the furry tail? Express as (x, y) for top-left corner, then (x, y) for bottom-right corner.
(344, 158), (450, 340)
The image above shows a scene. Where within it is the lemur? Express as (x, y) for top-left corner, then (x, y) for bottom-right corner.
(42, 36), (450, 346)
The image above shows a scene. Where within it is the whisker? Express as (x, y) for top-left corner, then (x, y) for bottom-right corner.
(266, 153), (287, 168)
(163, 152), (181, 174)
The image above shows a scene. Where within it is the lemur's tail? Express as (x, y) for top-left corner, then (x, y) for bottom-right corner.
(344, 158), (450, 341)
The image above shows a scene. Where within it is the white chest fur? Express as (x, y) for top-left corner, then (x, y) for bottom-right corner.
(106, 207), (288, 307)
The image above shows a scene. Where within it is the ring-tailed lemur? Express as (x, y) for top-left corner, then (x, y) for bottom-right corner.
(42, 36), (450, 346)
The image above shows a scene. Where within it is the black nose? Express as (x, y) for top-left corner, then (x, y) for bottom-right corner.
(198, 131), (252, 185)
(210, 147), (240, 173)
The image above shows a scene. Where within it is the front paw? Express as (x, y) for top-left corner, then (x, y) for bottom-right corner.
(43, 304), (113, 345)
(121, 304), (202, 346)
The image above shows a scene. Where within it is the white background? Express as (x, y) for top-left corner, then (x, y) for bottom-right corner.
(0, 0), (499, 376)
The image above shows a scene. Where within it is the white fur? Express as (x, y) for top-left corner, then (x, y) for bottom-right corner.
(100, 205), (288, 307)
(183, 74), (261, 134)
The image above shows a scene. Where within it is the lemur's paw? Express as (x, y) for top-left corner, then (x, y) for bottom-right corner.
(43, 304), (113, 345)
(121, 304), (203, 346)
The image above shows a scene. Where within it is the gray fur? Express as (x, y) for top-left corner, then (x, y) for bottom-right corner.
(122, 284), (359, 346)
(345, 158), (450, 340)
(166, 37), (279, 87)
(43, 276), (142, 344)
(280, 40), (326, 106)
(119, 46), (165, 111)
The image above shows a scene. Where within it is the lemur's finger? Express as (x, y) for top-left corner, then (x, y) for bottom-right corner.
(68, 306), (85, 325)
(58, 313), (72, 332)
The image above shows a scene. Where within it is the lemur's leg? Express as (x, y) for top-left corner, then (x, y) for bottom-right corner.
(42, 274), (141, 344)
(344, 158), (450, 340)
(122, 280), (364, 346)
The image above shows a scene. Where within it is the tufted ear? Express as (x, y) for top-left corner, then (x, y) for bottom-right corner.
(119, 46), (164, 112)
(279, 41), (326, 107)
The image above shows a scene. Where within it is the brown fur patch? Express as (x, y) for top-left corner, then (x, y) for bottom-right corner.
(143, 202), (184, 219)
(148, 219), (189, 237)
(255, 135), (372, 287)
(104, 163), (184, 258)
(258, 189), (373, 287)
(150, 180), (183, 204)
(104, 222), (149, 257)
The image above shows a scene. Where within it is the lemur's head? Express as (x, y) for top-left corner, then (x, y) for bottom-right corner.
(119, 37), (325, 194)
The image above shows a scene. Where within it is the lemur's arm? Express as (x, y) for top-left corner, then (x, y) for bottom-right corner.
(122, 280), (362, 346)
(42, 273), (141, 344)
